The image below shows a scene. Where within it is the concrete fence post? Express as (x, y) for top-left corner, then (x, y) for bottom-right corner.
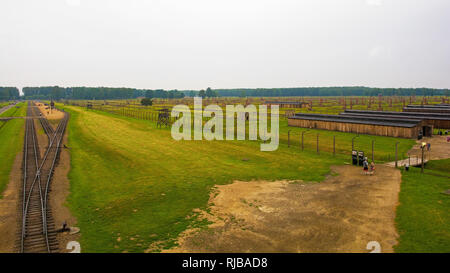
(395, 142), (399, 168)
(317, 133), (319, 154)
(288, 130), (291, 148)
(372, 140), (375, 162)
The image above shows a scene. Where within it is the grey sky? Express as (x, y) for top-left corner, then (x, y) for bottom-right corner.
(1, 0), (449, 91)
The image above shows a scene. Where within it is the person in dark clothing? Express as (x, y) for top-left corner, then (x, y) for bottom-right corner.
(363, 158), (369, 174)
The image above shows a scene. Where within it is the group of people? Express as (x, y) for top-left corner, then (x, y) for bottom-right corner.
(362, 157), (375, 175)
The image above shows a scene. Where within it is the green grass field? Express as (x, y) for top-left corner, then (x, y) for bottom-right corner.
(0, 102), (10, 109)
(395, 160), (450, 252)
(59, 103), (419, 252)
(0, 103), (26, 198)
(0, 102), (27, 117)
(63, 105), (351, 252)
(60, 99), (416, 163)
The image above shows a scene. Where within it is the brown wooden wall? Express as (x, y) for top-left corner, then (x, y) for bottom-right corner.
(423, 119), (450, 129)
(288, 118), (420, 138)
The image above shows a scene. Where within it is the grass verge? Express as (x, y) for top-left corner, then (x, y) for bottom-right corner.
(0, 103), (26, 197)
(395, 160), (450, 252)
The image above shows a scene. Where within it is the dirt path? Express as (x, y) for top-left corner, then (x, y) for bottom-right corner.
(0, 152), (22, 252)
(164, 165), (401, 253)
(385, 135), (450, 167)
(0, 103), (16, 115)
(36, 103), (64, 120)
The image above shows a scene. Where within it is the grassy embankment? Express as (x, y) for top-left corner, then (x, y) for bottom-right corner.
(395, 158), (450, 252)
(0, 102), (27, 197)
(59, 104), (415, 252)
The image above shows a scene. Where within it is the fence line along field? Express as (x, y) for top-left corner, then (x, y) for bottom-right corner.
(60, 96), (424, 162)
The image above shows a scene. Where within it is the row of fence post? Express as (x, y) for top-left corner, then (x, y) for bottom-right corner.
(86, 103), (420, 167)
(287, 130), (326, 155)
(286, 131), (383, 162)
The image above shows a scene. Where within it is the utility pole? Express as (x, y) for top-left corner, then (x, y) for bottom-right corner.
(316, 133), (320, 154)
(372, 140), (375, 162)
(421, 143), (425, 173)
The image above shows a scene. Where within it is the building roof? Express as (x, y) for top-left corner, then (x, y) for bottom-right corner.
(290, 113), (421, 128)
(343, 109), (450, 120)
(406, 104), (450, 109)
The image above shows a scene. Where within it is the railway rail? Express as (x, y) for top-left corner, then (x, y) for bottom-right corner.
(19, 102), (68, 253)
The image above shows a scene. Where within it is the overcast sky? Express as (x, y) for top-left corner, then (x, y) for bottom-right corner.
(0, 0), (449, 91)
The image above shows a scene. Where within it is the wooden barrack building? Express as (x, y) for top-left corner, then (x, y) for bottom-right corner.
(403, 104), (450, 114)
(288, 113), (425, 138)
(341, 109), (450, 130)
(264, 101), (309, 108)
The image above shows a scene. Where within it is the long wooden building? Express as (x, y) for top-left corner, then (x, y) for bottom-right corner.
(288, 113), (425, 138)
(403, 104), (450, 114)
(341, 109), (450, 130)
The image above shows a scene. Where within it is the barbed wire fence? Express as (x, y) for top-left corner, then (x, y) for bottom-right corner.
(64, 100), (429, 164)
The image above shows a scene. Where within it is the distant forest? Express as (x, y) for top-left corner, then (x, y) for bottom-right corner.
(21, 87), (186, 100)
(212, 87), (450, 97)
(0, 87), (20, 100)
(1, 86), (449, 101)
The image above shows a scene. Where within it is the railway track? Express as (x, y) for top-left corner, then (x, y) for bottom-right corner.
(29, 103), (54, 140)
(19, 102), (68, 253)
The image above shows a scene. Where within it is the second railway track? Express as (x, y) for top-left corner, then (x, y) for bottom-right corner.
(19, 101), (69, 253)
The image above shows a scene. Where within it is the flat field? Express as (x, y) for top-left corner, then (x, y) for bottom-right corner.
(60, 103), (418, 252)
(0, 102), (26, 197)
(63, 105), (348, 252)
(0, 102), (27, 117)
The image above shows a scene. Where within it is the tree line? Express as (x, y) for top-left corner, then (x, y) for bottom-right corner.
(0, 87), (20, 101)
(212, 87), (450, 97)
(22, 86), (186, 100)
(10, 86), (450, 101)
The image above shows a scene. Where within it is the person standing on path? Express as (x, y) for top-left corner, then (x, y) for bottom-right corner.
(363, 157), (369, 174)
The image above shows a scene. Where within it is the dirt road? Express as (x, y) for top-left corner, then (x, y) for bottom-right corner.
(165, 164), (401, 253)
(385, 135), (450, 167)
(0, 103), (16, 115)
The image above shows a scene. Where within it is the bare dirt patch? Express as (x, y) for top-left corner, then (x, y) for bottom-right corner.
(36, 103), (64, 120)
(51, 128), (80, 252)
(0, 151), (22, 253)
(164, 165), (401, 253)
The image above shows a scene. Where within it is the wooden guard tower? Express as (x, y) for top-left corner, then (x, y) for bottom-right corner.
(157, 108), (170, 128)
